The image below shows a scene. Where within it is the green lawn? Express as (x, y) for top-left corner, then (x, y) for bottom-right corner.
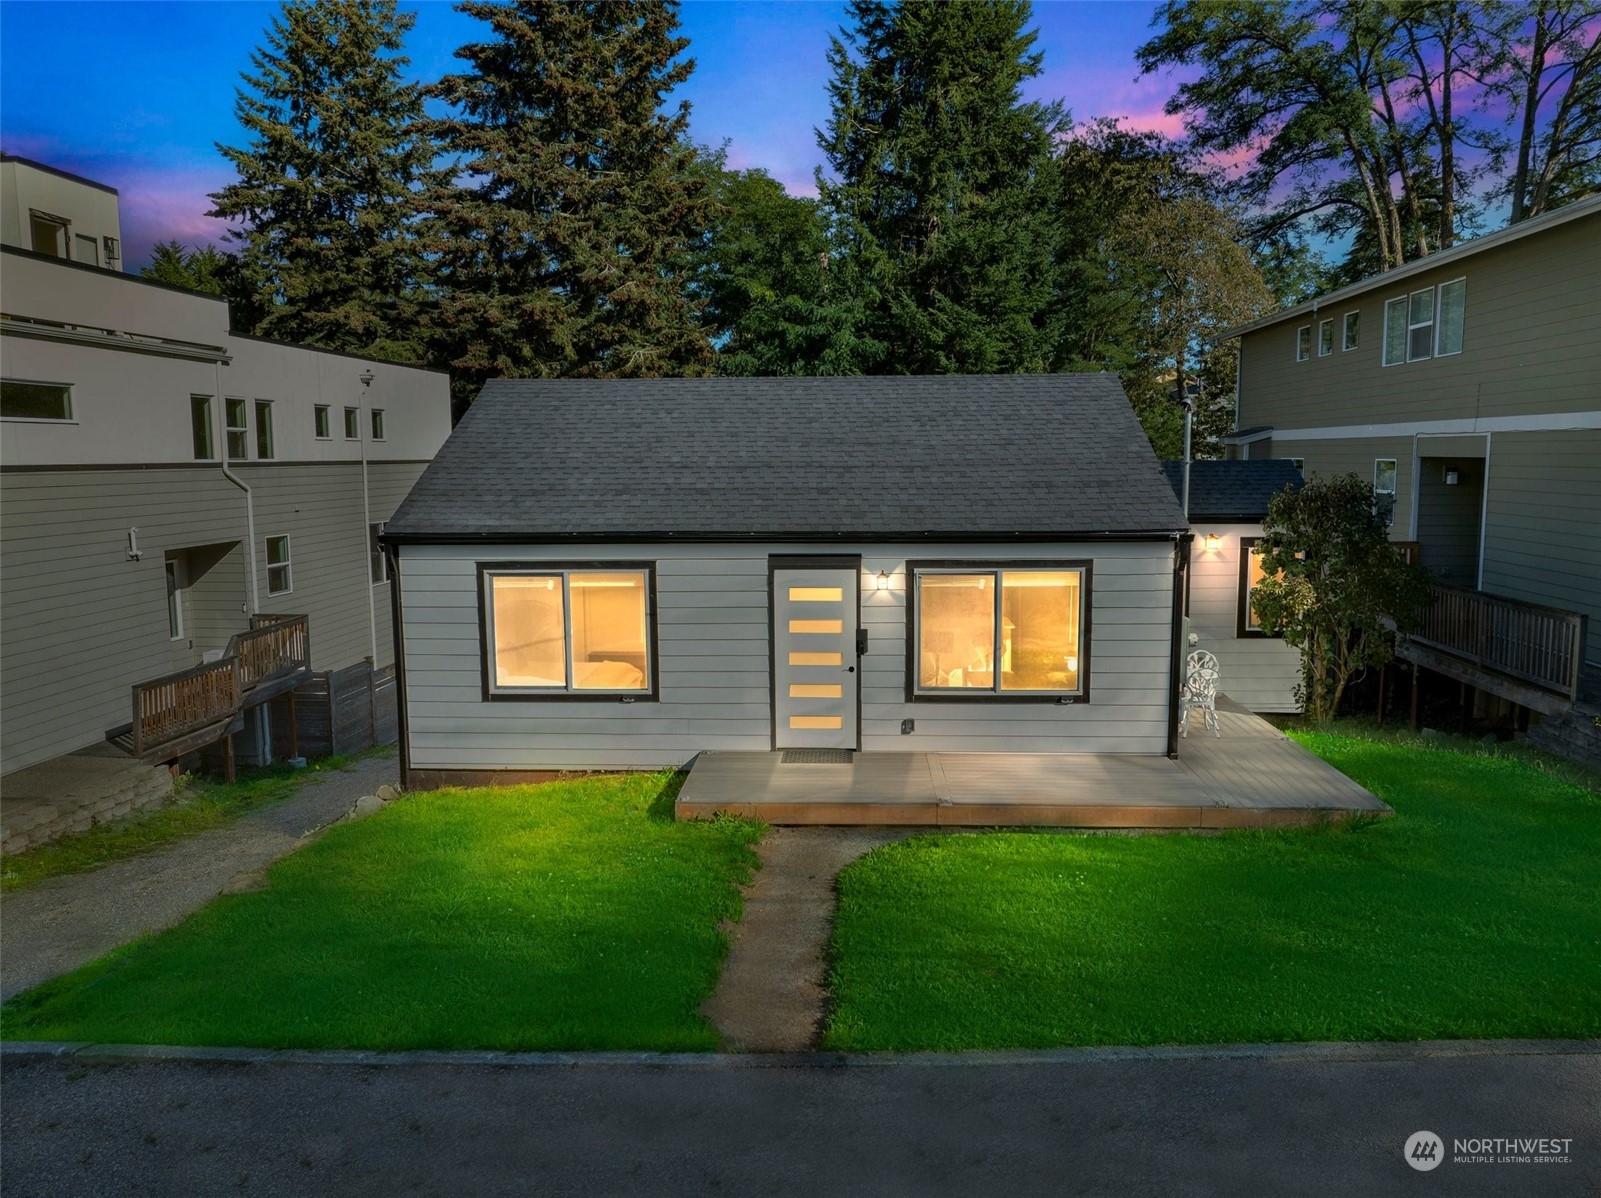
(825, 729), (1601, 1051)
(0, 752), (372, 893)
(2, 773), (761, 1051)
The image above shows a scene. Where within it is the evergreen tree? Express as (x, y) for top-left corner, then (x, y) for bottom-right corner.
(210, 0), (434, 361)
(695, 163), (882, 375)
(139, 241), (236, 296)
(423, 0), (714, 402)
(818, 0), (1065, 374)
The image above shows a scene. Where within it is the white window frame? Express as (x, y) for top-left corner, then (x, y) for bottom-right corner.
(225, 397), (249, 460)
(1406, 287), (1435, 362)
(266, 535), (293, 596)
(1373, 458), (1398, 495)
(1435, 276), (1466, 357)
(1317, 318), (1334, 357)
(344, 406), (360, 440)
(314, 404), (332, 440)
(371, 408), (386, 441)
(1383, 296), (1408, 366)
(191, 395), (214, 460)
(1, 378), (75, 422)
(481, 565), (657, 698)
(1295, 326), (1311, 362)
(1342, 311), (1359, 351)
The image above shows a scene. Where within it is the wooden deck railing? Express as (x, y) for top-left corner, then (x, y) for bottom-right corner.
(232, 615), (310, 689)
(1409, 585), (1587, 699)
(132, 659), (240, 758)
(130, 614), (310, 760)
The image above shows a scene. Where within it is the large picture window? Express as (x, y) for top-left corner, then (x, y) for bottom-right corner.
(909, 563), (1089, 699)
(1238, 537), (1276, 637)
(482, 565), (655, 697)
(1383, 278), (1466, 366)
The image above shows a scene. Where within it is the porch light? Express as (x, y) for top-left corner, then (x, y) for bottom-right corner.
(1204, 533), (1220, 553)
(875, 570), (890, 592)
(1444, 468), (1460, 485)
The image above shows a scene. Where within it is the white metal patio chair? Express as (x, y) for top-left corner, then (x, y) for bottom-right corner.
(1180, 650), (1222, 738)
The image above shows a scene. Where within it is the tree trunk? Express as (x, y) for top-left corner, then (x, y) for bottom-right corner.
(1510, 8), (1551, 224)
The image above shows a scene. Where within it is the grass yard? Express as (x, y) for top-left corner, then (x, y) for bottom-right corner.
(0, 752), (372, 894)
(2, 773), (760, 1052)
(824, 728), (1601, 1051)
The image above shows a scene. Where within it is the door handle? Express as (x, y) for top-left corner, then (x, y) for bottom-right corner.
(846, 666), (855, 673)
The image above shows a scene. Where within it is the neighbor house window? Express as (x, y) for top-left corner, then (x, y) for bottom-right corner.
(369, 523), (386, 584)
(1, 379), (72, 420)
(314, 404), (331, 439)
(191, 395), (213, 459)
(29, 211), (68, 257)
(371, 409), (385, 441)
(226, 398), (248, 459)
(1318, 318), (1334, 356)
(1295, 326), (1311, 361)
(266, 535), (292, 595)
(1374, 458), (1398, 526)
(344, 406), (360, 439)
(1436, 277), (1465, 355)
(1287, 457), (1304, 472)
(165, 558), (184, 639)
(909, 564), (1089, 699)
(482, 566), (655, 696)
(1238, 537), (1282, 638)
(1343, 311), (1359, 351)
(254, 401), (274, 460)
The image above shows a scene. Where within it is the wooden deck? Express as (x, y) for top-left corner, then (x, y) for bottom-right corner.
(675, 700), (1388, 828)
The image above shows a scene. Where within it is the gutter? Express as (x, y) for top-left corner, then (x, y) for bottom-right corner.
(216, 361), (259, 612)
(1166, 533), (1194, 760)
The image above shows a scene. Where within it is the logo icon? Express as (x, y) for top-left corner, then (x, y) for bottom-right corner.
(1405, 1131), (1444, 1172)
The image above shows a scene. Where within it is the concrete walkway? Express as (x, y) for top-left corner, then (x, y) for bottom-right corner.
(0, 755), (397, 1001)
(701, 827), (911, 1051)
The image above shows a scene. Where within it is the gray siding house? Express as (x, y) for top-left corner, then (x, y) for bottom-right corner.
(1221, 196), (1600, 756)
(1162, 460), (1305, 713)
(0, 160), (452, 792)
(383, 376), (1192, 788)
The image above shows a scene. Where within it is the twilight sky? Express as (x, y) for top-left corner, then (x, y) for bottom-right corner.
(0, 0), (1180, 269)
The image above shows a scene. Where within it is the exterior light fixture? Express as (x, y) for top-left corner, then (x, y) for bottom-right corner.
(359, 369), (376, 388)
(876, 570), (890, 591)
(1444, 468), (1460, 485)
(1204, 533), (1220, 553)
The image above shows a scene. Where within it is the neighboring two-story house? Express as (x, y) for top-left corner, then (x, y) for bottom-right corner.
(1, 156), (452, 840)
(1221, 196), (1599, 761)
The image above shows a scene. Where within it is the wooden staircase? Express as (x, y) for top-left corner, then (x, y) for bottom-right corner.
(109, 614), (312, 778)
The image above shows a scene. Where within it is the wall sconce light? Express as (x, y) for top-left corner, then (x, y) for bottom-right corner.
(1204, 533), (1220, 553)
(359, 369), (375, 388)
(1444, 468), (1460, 486)
(875, 570), (890, 592)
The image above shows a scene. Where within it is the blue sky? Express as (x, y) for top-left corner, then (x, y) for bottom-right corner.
(0, 1), (1177, 267)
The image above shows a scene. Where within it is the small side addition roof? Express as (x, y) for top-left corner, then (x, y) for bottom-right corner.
(1161, 460), (1304, 523)
(385, 374), (1189, 543)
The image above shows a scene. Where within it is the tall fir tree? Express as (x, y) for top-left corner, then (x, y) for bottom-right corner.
(818, 0), (1065, 374)
(210, 0), (434, 362)
(423, 0), (714, 404)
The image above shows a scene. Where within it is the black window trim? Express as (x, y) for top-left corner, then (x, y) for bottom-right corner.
(1, 376), (75, 422)
(904, 558), (1093, 704)
(476, 560), (660, 703)
(1237, 536), (1283, 639)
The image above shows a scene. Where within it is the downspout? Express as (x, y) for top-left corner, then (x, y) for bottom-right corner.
(216, 361), (259, 612)
(359, 370), (377, 667)
(1180, 394), (1194, 518)
(384, 540), (411, 790)
(1166, 532), (1194, 760)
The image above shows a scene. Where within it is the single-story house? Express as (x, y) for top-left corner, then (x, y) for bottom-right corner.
(1161, 460), (1305, 713)
(381, 375), (1195, 789)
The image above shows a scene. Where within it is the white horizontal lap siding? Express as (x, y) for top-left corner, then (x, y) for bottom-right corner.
(397, 540), (1179, 770)
(1183, 523), (1302, 713)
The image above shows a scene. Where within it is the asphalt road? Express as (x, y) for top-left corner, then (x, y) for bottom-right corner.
(2, 1043), (1595, 1196)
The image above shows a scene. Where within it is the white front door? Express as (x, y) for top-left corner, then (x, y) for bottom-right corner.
(773, 565), (860, 749)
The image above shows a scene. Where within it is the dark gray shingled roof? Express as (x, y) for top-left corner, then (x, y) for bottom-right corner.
(384, 374), (1189, 542)
(1160, 460), (1304, 522)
